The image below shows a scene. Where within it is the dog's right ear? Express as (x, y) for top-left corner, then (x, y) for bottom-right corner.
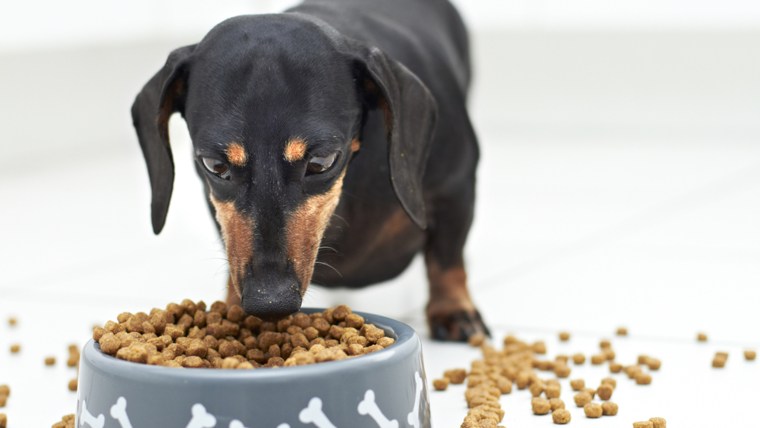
(131, 44), (196, 234)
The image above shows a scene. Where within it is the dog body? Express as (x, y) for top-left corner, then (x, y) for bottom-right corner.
(132, 0), (487, 340)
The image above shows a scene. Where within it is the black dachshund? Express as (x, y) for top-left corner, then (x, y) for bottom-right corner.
(132, 0), (487, 341)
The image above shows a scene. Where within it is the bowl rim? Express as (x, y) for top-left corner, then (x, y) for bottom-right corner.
(82, 308), (419, 382)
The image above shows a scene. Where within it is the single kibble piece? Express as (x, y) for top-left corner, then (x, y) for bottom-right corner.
(0, 396), (5, 408)
(574, 392), (592, 407)
(532, 397), (551, 415)
(433, 378), (450, 391)
(44, 356), (56, 366)
(570, 379), (585, 391)
(616, 327), (628, 336)
(584, 402), (603, 418)
(68, 378), (78, 392)
(529, 381), (545, 397)
(554, 364), (571, 378)
(0, 385), (8, 396)
(712, 355), (727, 368)
(0, 413), (6, 428)
(633, 422), (654, 428)
(552, 409), (571, 424)
(468, 332), (486, 347)
(649, 417), (667, 428)
(549, 398), (565, 411)
(601, 377), (617, 388)
(444, 368), (467, 384)
(599, 339), (612, 349)
(646, 357), (661, 371)
(696, 332), (708, 342)
(637, 354), (649, 365)
(572, 353), (585, 365)
(635, 372), (652, 385)
(51, 414), (75, 428)
(597, 384), (614, 400)
(744, 349), (757, 361)
(609, 362), (623, 373)
(601, 401), (618, 416)
(590, 354), (606, 365)
(545, 384), (561, 399)
(559, 331), (570, 341)
(7, 317), (17, 327)
(9, 344), (20, 354)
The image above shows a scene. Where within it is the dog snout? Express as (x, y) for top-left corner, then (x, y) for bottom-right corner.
(240, 272), (302, 319)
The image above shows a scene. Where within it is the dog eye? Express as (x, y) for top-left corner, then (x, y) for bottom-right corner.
(201, 157), (231, 180)
(306, 152), (338, 175)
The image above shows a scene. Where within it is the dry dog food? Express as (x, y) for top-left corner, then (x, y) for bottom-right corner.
(67, 344), (80, 368)
(545, 384), (561, 399)
(633, 421), (653, 428)
(445, 368), (468, 384)
(68, 378), (78, 392)
(0, 385), (9, 408)
(609, 362), (623, 373)
(601, 377), (617, 388)
(712, 352), (728, 368)
(531, 397), (551, 415)
(549, 398), (565, 411)
(52, 414), (75, 428)
(616, 327), (628, 336)
(572, 353), (585, 365)
(468, 333), (486, 347)
(0, 413), (6, 428)
(558, 331), (570, 341)
(574, 391), (592, 407)
(649, 417), (667, 428)
(744, 349), (756, 361)
(635, 372), (652, 385)
(590, 354), (606, 365)
(570, 378), (585, 391)
(601, 401), (618, 416)
(553, 363), (571, 378)
(9, 344), (19, 354)
(44, 356), (56, 366)
(433, 378), (450, 391)
(597, 383), (614, 400)
(583, 402), (603, 418)
(93, 302), (394, 369)
(7, 317), (16, 327)
(552, 409), (571, 424)
(696, 332), (708, 342)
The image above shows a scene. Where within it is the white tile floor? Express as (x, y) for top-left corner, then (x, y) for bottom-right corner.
(1, 30), (759, 427)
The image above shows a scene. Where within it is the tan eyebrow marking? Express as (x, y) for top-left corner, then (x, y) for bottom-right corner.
(226, 142), (248, 167)
(284, 138), (308, 163)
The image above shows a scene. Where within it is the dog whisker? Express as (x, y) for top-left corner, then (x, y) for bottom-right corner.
(318, 245), (339, 254)
(314, 261), (342, 278)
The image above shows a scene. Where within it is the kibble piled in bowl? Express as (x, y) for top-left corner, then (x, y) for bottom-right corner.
(92, 301), (395, 369)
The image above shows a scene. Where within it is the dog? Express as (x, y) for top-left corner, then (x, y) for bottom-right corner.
(131, 0), (487, 341)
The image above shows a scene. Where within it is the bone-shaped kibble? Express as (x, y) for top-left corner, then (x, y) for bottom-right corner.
(79, 400), (105, 428)
(358, 390), (399, 428)
(110, 397), (133, 428)
(186, 403), (217, 428)
(299, 397), (336, 428)
(406, 371), (423, 428)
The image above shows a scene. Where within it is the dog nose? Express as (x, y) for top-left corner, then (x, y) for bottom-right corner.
(240, 274), (302, 319)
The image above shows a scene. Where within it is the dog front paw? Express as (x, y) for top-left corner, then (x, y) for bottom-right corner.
(426, 300), (490, 342)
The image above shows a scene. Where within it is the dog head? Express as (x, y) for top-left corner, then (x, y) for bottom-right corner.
(131, 14), (437, 318)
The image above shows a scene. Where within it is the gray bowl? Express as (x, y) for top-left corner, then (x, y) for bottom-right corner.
(76, 309), (430, 428)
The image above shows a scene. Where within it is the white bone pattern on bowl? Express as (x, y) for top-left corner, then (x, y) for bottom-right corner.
(78, 371), (424, 428)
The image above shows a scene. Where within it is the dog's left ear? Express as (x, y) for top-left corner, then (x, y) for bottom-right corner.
(353, 47), (438, 230)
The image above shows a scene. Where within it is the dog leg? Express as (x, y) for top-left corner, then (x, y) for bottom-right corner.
(424, 188), (489, 341)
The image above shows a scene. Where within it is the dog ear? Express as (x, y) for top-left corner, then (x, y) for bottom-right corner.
(131, 44), (195, 234)
(354, 47), (438, 230)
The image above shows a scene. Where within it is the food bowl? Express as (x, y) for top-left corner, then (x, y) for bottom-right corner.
(77, 309), (430, 427)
